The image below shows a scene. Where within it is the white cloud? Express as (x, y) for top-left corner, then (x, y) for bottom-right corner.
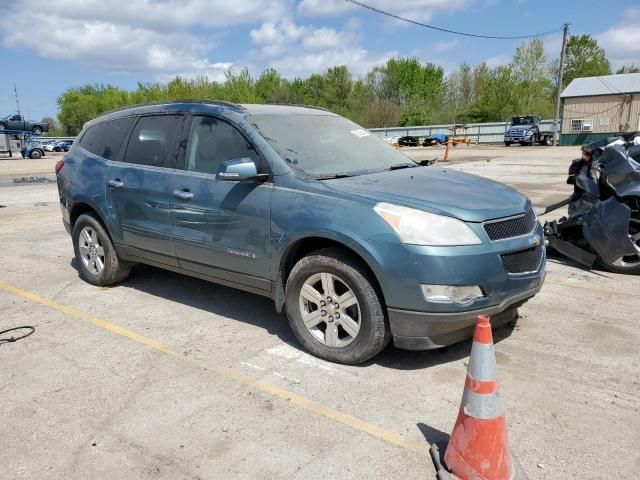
(430, 39), (460, 53)
(485, 54), (510, 68)
(0, 0), (289, 79)
(298, 0), (471, 24)
(598, 7), (640, 71)
(250, 17), (395, 77)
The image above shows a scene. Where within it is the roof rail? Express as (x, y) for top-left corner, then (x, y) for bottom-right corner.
(274, 103), (331, 112)
(100, 99), (246, 116)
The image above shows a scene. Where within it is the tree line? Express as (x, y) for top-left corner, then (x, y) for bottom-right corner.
(52, 34), (635, 136)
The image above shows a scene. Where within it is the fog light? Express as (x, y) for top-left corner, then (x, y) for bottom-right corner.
(421, 285), (484, 305)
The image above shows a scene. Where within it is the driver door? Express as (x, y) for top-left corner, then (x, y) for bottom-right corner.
(170, 115), (272, 292)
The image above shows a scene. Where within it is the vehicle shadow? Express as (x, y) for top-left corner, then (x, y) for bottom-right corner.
(70, 259), (519, 371)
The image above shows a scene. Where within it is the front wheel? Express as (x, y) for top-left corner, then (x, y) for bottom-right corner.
(504, 141), (512, 147)
(29, 149), (42, 159)
(597, 215), (640, 274)
(285, 248), (390, 364)
(72, 213), (132, 286)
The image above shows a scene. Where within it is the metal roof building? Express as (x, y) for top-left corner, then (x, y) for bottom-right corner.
(559, 73), (640, 145)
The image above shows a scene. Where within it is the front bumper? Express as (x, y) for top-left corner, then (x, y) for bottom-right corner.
(388, 281), (543, 350)
(505, 134), (533, 143)
(367, 220), (546, 350)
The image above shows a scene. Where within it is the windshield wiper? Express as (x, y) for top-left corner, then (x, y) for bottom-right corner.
(389, 162), (418, 170)
(315, 173), (354, 180)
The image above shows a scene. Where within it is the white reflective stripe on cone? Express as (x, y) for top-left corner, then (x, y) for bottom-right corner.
(461, 389), (505, 420)
(467, 341), (497, 382)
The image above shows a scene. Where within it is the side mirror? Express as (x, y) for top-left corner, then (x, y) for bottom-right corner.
(216, 157), (268, 182)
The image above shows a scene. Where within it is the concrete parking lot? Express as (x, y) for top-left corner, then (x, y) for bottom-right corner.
(1, 146), (639, 479)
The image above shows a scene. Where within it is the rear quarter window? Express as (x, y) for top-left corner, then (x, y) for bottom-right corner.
(79, 117), (135, 160)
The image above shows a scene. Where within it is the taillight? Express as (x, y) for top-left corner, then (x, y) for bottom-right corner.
(54, 160), (64, 174)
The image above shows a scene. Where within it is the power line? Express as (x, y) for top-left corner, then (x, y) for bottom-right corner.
(344, 0), (564, 39)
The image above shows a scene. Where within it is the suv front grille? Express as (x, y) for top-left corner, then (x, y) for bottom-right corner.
(500, 246), (543, 275)
(484, 209), (537, 241)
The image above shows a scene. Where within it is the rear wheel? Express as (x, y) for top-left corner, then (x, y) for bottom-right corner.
(597, 215), (640, 274)
(32, 126), (43, 135)
(544, 136), (553, 146)
(72, 213), (132, 286)
(285, 248), (390, 364)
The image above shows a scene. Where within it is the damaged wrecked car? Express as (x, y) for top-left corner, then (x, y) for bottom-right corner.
(544, 132), (640, 274)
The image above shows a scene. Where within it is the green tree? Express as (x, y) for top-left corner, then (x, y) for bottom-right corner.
(563, 34), (611, 88)
(616, 64), (640, 74)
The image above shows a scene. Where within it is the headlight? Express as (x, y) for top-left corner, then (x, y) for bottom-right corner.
(421, 285), (485, 304)
(373, 202), (482, 246)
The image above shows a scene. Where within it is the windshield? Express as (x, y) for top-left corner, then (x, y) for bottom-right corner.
(247, 113), (416, 178)
(512, 116), (535, 126)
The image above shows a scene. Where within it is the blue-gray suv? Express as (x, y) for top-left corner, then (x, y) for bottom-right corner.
(56, 102), (545, 364)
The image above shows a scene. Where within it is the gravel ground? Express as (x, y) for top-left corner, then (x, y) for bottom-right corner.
(1, 145), (638, 479)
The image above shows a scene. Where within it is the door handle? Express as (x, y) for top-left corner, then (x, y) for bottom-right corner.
(173, 189), (193, 200)
(108, 179), (124, 188)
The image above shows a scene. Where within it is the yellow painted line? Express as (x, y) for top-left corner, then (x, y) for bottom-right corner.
(545, 279), (630, 296)
(0, 281), (429, 456)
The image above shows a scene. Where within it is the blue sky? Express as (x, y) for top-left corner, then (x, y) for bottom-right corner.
(1, 0), (639, 120)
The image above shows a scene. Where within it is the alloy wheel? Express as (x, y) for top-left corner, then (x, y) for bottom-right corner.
(298, 272), (361, 347)
(78, 226), (105, 275)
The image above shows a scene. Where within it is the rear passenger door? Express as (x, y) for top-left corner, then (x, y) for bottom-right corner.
(170, 115), (272, 291)
(107, 114), (184, 266)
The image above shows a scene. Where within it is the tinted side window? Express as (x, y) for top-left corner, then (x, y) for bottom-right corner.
(79, 117), (134, 160)
(124, 115), (183, 167)
(184, 116), (258, 175)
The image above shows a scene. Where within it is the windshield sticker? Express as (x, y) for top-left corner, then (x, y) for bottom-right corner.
(350, 129), (370, 138)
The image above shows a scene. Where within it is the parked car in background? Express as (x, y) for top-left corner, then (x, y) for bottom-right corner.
(0, 114), (49, 135)
(56, 102), (545, 364)
(398, 135), (420, 147)
(423, 133), (449, 146)
(54, 141), (73, 152)
(504, 115), (556, 146)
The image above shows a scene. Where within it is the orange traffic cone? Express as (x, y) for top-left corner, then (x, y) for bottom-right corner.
(443, 315), (528, 480)
(443, 138), (451, 161)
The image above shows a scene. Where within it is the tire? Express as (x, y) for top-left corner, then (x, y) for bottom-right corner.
(32, 126), (43, 135)
(285, 248), (390, 364)
(0, 123), (6, 129)
(596, 214), (640, 274)
(72, 213), (132, 286)
(29, 149), (42, 159)
(504, 142), (512, 147)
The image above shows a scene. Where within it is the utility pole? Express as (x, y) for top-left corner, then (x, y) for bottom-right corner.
(14, 84), (21, 116)
(552, 23), (569, 146)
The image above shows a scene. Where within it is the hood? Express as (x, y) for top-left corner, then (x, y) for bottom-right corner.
(323, 166), (529, 222)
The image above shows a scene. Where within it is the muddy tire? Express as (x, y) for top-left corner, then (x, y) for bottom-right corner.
(72, 213), (132, 286)
(285, 248), (390, 364)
